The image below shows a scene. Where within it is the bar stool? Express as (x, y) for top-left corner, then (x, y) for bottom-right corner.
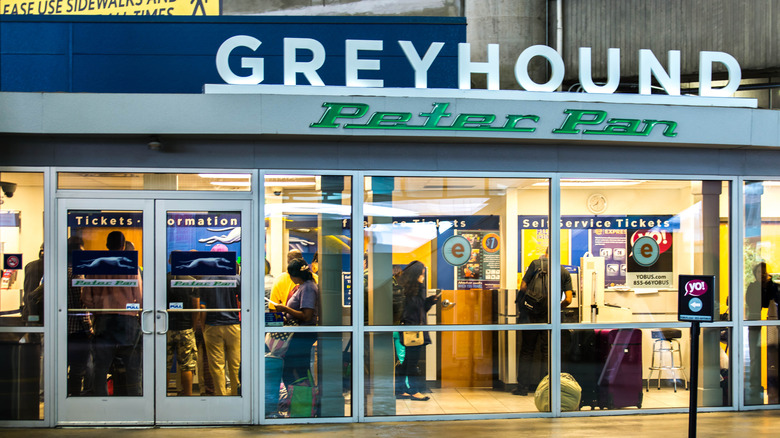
(647, 328), (688, 392)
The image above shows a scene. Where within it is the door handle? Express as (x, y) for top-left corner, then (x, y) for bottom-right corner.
(156, 310), (169, 335)
(141, 309), (153, 335)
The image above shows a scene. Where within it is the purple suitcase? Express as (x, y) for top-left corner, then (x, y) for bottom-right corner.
(596, 329), (643, 409)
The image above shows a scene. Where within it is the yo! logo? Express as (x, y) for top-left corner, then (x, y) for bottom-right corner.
(684, 279), (708, 297)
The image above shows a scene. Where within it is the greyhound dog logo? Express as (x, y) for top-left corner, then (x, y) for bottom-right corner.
(199, 227), (241, 245)
(77, 256), (135, 270)
(175, 257), (233, 271)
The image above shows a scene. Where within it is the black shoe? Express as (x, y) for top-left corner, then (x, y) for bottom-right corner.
(511, 386), (528, 396)
(409, 393), (430, 401)
(396, 393), (411, 399)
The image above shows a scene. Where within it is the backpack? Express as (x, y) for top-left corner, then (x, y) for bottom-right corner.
(520, 259), (548, 316)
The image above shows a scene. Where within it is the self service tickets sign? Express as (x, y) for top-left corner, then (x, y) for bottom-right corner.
(678, 275), (715, 322)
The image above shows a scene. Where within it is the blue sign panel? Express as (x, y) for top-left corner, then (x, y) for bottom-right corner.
(170, 250), (237, 275)
(0, 211), (21, 227)
(519, 215), (679, 231)
(72, 250), (138, 275)
(0, 16), (465, 93)
(67, 212), (143, 228)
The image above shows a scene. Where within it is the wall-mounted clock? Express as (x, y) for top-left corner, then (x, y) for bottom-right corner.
(587, 193), (607, 214)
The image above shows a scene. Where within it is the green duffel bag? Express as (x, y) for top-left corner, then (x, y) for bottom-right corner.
(534, 373), (582, 412)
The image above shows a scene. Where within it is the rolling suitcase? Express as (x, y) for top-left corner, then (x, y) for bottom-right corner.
(561, 329), (600, 409)
(596, 328), (643, 409)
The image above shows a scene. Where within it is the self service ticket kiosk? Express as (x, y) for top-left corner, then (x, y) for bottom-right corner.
(580, 255), (632, 322)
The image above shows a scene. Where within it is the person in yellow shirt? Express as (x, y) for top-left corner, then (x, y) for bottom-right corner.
(268, 250), (318, 310)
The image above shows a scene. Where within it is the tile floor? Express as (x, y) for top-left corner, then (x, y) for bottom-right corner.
(395, 384), (691, 415)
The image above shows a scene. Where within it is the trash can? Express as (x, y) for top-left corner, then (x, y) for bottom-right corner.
(0, 338), (42, 420)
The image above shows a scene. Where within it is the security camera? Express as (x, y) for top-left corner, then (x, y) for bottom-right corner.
(147, 135), (162, 151)
(0, 181), (17, 198)
(272, 187), (282, 196)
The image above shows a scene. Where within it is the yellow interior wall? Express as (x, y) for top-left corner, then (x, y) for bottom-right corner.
(719, 223), (729, 316)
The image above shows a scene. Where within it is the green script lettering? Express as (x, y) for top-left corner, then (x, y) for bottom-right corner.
(345, 112), (412, 128)
(552, 110), (607, 134)
(584, 118), (643, 135)
(310, 103), (369, 128)
(503, 115), (539, 132)
(419, 102), (452, 127)
(450, 114), (496, 130)
(639, 120), (678, 137)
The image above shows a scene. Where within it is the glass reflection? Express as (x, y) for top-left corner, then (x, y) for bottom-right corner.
(364, 177), (550, 326)
(365, 330), (549, 416)
(166, 211), (242, 397)
(561, 180), (731, 324)
(66, 213), (144, 398)
(264, 332), (351, 419)
(264, 175), (352, 327)
(744, 325), (780, 405)
(0, 333), (44, 420)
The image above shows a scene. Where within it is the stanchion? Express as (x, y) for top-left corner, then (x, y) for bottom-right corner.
(688, 321), (700, 438)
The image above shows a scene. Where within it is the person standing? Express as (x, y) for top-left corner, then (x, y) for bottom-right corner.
(396, 261), (440, 401)
(273, 258), (320, 385)
(268, 250), (318, 311)
(166, 251), (201, 396)
(514, 249), (572, 396)
(81, 231), (143, 396)
(200, 246), (241, 396)
(67, 236), (93, 396)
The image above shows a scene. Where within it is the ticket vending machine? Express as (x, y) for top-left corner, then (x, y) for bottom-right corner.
(580, 256), (631, 322)
(580, 256), (605, 323)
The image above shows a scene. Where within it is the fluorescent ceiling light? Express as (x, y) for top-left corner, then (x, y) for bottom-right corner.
(265, 175), (318, 188)
(264, 181), (316, 187)
(198, 173), (251, 179)
(533, 180), (647, 187)
(210, 181), (251, 187)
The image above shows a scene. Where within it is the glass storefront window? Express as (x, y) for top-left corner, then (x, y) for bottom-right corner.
(560, 179), (731, 324)
(166, 210), (243, 397)
(365, 330), (549, 416)
(0, 172), (45, 421)
(563, 327), (729, 410)
(66, 210), (144, 397)
(58, 172), (252, 192)
(743, 180), (780, 405)
(744, 181), (780, 322)
(363, 177), (551, 417)
(264, 332), (351, 419)
(264, 175), (352, 327)
(363, 177), (550, 326)
(744, 324), (779, 405)
(263, 175), (352, 419)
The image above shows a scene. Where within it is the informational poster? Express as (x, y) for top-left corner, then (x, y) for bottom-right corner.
(626, 228), (674, 288)
(166, 212), (241, 256)
(590, 229), (627, 287)
(455, 230), (500, 290)
(342, 272), (352, 307)
(1, 0), (221, 15)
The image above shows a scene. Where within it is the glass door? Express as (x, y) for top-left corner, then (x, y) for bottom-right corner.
(154, 200), (251, 424)
(57, 198), (154, 424)
(57, 198), (251, 425)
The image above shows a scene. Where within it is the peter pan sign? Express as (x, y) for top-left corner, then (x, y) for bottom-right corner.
(310, 102), (678, 137)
